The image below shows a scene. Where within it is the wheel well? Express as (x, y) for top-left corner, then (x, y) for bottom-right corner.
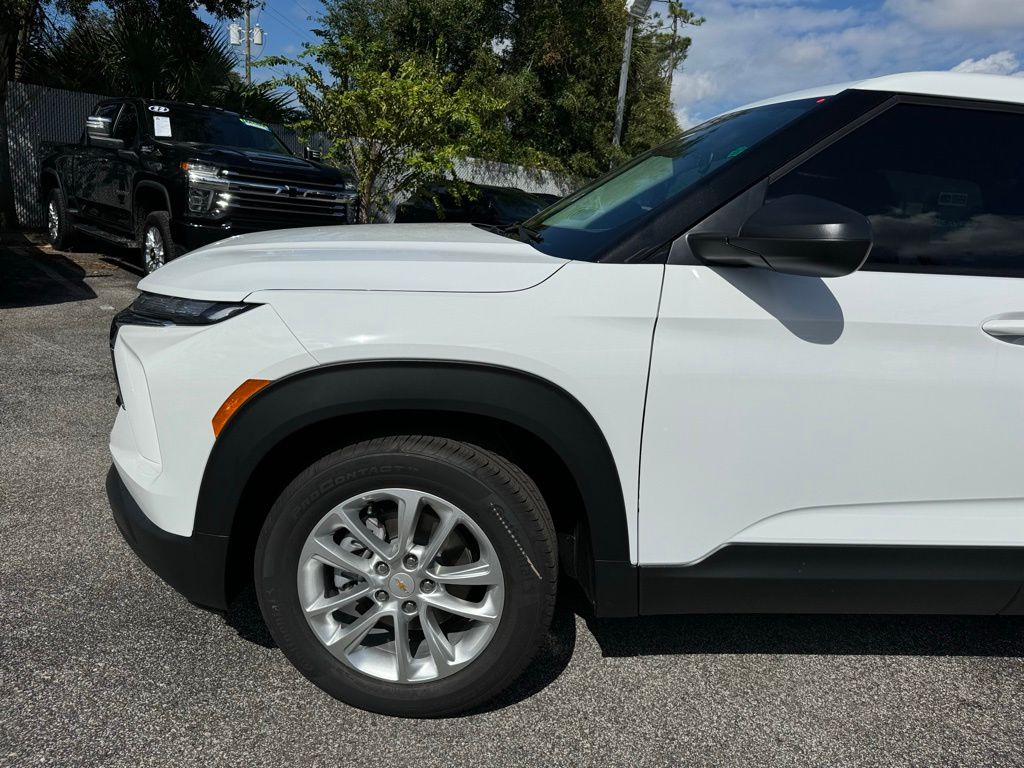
(40, 171), (60, 199)
(224, 410), (587, 600)
(133, 184), (169, 223)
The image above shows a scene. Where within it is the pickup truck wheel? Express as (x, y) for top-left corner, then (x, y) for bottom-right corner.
(254, 435), (558, 717)
(46, 188), (74, 251)
(139, 211), (178, 274)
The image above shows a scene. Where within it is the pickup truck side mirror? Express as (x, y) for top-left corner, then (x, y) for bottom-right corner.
(85, 116), (125, 149)
(304, 146), (322, 161)
(688, 194), (873, 278)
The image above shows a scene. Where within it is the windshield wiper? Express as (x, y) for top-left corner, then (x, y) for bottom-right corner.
(500, 221), (543, 244)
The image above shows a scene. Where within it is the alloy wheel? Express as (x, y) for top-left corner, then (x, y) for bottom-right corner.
(47, 200), (59, 243)
(143, 226), (165, 273)
(296, 488), (504, 684)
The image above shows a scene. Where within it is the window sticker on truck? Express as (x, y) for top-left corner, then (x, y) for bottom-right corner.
(153, 116), (171, 137)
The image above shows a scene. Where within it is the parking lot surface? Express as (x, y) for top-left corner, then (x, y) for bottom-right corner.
(2, 237), (1024, 768)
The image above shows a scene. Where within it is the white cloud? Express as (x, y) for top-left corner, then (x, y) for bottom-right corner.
(951, 50), (1022, 75)
(885, 0), (1024, 31)
(669, 0), (1024, 127)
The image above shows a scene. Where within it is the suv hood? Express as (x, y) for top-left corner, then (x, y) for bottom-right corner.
(139, 223), (567, 301)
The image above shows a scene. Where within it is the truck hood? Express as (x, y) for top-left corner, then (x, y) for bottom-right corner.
(138, 223), (567, 301)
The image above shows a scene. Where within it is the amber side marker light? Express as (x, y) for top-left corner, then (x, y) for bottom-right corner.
(212, 379), (271, 437)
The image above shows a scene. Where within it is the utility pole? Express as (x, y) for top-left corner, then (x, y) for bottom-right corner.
(612, 0), (652, 147)
(229, 5), (263, 85)
(244, 4), (252, 83)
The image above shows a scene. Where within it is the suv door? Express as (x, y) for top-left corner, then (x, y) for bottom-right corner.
(641, 100), (1024, 566)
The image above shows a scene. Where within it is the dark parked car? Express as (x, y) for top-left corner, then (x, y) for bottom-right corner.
(40, 98), (357, 272)
(395, 183), (549, 227)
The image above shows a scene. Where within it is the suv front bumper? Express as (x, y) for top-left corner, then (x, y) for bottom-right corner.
(106, 465), (230, 610)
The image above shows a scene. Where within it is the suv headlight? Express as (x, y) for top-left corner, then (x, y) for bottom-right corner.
(109, 293), (257, 405)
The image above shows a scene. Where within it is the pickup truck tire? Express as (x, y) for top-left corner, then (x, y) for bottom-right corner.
(46, 188), (74, 251)
(254, 435), (558, 718)
(139, 211), (179, 274)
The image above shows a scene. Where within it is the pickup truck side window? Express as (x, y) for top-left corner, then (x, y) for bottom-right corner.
(113, 105), (139, 146)
(768, 103), (1024, 278)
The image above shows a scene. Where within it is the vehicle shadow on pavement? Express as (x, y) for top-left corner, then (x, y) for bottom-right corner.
(584, 611), (1024, 658)
(0, 232), (97, 308)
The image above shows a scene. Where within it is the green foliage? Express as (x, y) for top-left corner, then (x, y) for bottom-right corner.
(20, 1), (295, 122)
(265, 41), (503, 222)
(305, 0), (700, 180)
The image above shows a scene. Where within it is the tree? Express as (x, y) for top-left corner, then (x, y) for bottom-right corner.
(308, 0), (702, 179)
(652, 1), (704, 88)
(266, 41), (502, 223)
(20, 4), (296, 122)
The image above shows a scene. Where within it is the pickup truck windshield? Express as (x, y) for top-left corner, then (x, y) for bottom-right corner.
(523, 98), (820, 260)
(150, 107), (291, 154)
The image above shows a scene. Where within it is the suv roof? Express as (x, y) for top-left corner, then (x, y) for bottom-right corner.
(98, 97), (238, 116)
(743, 71), (1024, 111)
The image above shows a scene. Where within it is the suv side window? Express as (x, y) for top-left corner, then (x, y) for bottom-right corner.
(768, 103), (1024, 278)
(113, 104), (138, 146)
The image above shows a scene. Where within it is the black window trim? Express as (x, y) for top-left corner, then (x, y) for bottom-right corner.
(671, 91), (1024, 278)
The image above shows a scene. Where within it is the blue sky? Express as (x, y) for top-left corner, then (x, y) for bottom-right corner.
(211, 0), (1024, 126)
(670, 0), (1024, 125)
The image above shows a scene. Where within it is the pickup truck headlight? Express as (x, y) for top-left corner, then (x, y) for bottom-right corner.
(182, 160), (229, 216)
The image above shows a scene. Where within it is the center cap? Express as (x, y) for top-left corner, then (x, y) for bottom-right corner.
(388, 573), (415, 597)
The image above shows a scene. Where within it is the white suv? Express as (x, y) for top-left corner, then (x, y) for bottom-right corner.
(107, 72), (1024, 717)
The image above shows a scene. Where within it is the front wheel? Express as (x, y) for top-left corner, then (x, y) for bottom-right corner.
(139, 211), (178, 274)
(254, 436), (558, 717)
(46, 188), (74, 251)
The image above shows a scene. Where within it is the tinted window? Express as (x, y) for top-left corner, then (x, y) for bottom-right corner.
(150, 106), (290, 154)
(113, 105), (138, 145)
(769, 103), (1024, 277)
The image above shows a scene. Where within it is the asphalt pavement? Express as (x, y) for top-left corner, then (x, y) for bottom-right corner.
(2, 235), (1024, 767)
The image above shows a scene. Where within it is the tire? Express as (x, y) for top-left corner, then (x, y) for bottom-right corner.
(255, 435), (558, 717)
(46, 187), (75, 251)
(139, 211), (179, 274)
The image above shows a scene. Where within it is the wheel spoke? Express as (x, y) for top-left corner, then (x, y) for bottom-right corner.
(389, 489), (423, 555)
(308, 536), (373, 578)
(393, 611), (414, 682)
(420, 509), (460, 566)
(334, 506), (396, 561)
(327, 604), (385, 654)
(422, 591), (499, 623)
(421, 607), (456, 674)
(303, 585), (372, 617)
(430, 560), (498, 587)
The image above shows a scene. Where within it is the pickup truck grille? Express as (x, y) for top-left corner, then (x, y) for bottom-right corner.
(220, 170), (356, 224)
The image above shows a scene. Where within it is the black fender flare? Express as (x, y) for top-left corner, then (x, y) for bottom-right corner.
(39, 167), (63, 198)
(133, 180), (173, 217)
(195, 360), (638, 616)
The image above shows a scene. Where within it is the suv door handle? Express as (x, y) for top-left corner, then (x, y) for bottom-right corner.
(982, 317), (1024, 342)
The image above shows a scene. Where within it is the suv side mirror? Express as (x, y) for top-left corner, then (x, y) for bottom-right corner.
(689, 194), (873, 278)
(304, 146), (322, 161)
(85, 116), (124, 149)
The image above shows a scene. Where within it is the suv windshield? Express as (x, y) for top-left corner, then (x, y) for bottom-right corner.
(523, 98), (821, 260)
(149, 106), (291, 154)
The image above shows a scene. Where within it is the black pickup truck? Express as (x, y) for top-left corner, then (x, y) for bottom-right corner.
(40, 98), (356, 272)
